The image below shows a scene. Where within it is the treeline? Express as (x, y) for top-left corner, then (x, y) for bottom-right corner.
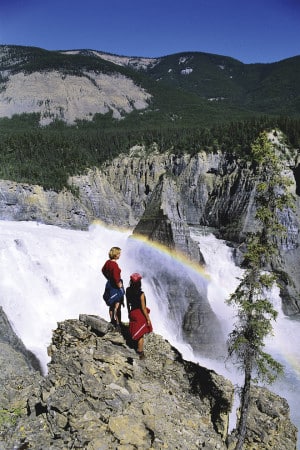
(1, 45), (127, 78)
(0, 113), (299, 192)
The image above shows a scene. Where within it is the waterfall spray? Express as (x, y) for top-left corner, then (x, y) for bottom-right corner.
(190, 226), (300, 442)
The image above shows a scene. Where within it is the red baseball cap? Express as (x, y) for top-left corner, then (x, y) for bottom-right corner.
(130, 273), (142, 283)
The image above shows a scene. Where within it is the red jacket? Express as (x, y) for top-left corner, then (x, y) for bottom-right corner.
(102, 260), (121, 287)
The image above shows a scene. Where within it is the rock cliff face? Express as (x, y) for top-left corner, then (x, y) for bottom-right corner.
(0, 137), (299, 357)
(228, 385), (298, 450)
(0, 69), (151, 125)
(0, 179), (92, 229)
(0, 315), (297, 450)
(0, 306), (42, 372)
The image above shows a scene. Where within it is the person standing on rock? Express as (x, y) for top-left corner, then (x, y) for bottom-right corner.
(126, 273), (152, 359)
(102, 246), (124, 330)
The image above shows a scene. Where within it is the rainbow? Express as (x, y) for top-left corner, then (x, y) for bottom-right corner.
(91, 219), (210, 280)
(127, 232), (211, 280)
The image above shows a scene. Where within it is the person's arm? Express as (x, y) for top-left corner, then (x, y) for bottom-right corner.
(140, 293), (151, 325)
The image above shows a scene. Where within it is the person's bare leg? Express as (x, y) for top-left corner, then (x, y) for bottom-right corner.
(116, 303), (122, 324)
(112, 303), (121, 331)
(114, 302), (120, 324)
(137, 336), (144, 354)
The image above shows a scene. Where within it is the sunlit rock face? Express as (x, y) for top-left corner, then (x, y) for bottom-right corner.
(70, 149), (257, 238)
(228, 385), (298, 450)
(0, 179), (92, 229)
(0, 71), (151, 125)
(1, 316), (234, 449)
(1, 316), (297, 450)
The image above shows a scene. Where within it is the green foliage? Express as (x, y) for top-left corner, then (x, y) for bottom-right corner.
(227, 268), (281, 384)
(1, 47), (300, 193)
(1, 112), (300, 191)
(227, 132), (293, 377)
(0, 407), (23, 428)
(1, 44), (300, 191)
(226, 131), (294, 447)
(2, 45), (300, 132)
(0, 45), (132, 78)
(147, 51), (300, 116)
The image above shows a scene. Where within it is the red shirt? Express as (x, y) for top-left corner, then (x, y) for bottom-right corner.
(102, 260), (121, 286)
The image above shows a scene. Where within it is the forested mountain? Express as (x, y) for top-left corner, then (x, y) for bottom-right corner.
(1, 44), (300, 127)
(145, 52), (300, 116)
(63, 47), (300, 119)
(0, 44), (300, 191)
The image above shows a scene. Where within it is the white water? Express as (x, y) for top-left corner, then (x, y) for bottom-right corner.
(0, 220), (196, 368)
(190, 227), (300, 443)
(0, 220), (299, 442)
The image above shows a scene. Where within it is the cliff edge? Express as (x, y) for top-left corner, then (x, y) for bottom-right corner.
(0, 314), (297, 449)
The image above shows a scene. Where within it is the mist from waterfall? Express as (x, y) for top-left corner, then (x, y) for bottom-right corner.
(0, 220), (299, 440)
(0, 220), (197, 370)
(190, 226), (300, 442)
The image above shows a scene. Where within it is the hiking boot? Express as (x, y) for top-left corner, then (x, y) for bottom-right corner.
(137, 351), (145, 360)
(107, 323), (115, 332)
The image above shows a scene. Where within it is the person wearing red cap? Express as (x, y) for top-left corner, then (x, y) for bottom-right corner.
(126, 273), (152, 359)
(102, 246), (124, 329)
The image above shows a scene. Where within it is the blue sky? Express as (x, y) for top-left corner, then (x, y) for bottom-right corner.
(1, 0), (299, 64)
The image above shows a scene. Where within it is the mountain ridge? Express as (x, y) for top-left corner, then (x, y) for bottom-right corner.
(1, 44), (300, 127)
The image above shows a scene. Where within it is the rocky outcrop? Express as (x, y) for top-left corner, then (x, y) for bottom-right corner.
(75, 50), (159, 70)
(70, 145), (300, 314)
(278, 196), (300, 315)
(2, 315), (233, 449)
(0, 315), (297, 450)
(0, 306), (42, 372)
(133, 174), (204, 263)
(0, 307), (43, 442)
(0, 179), (92, 229)
(228, 386), (298, 450)
(69, 146), (174, 226)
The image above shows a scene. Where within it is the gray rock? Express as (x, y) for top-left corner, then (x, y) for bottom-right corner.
(0, 306), (42, 372)
(0, 315), (297, 450)
(228, 386), (298, 450)
(3, 316), (234, 449)
(0, 179), (92, 229)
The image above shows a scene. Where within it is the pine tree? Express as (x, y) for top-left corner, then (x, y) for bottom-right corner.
(226, 131), (294, 450)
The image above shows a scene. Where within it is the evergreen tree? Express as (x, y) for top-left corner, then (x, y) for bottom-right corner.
(226, 131), (294, 450)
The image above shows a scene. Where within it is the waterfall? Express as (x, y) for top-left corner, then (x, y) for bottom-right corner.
(0, 220), (299, 440)
(0, 220), (197, 370)
(190, 226), (300, 441)
(0, 220), (128, 369)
